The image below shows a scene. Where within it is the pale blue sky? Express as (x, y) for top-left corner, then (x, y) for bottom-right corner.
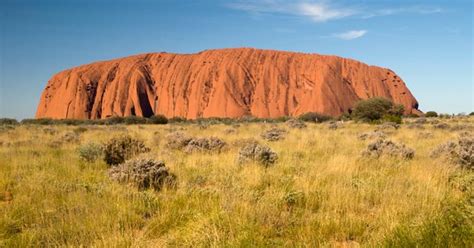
(0, 0), (472, 119)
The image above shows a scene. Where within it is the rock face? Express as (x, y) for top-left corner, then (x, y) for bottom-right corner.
(36, 48), (420, 119)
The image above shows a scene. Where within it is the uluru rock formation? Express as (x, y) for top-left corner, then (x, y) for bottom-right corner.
(36, 48), (420, 119)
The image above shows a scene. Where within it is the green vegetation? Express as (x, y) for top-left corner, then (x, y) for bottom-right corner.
(0, 116), (473, 246)
(0, 118), (18, 126)
(425, 111), (439, 118)
(103, 135), (150, 165)
(77, 142), (103, 163)
(352, 97), (405, 123)
(298, 112), (332, 123)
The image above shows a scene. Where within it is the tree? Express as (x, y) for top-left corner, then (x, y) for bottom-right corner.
(352, 97), (403, 123)
(425, 111), (438, 118)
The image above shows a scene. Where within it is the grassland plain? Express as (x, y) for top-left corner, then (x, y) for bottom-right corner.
(0, 117), (472, 247)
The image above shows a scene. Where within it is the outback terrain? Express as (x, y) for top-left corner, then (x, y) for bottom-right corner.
(0, 116), (472, 247)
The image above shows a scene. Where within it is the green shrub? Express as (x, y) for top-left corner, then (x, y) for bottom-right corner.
(58, 119), (89, 125)
(103, 135), (150, 166)
(168, 117), (187, 123)
(298, 112), (332, 123)
(78, 142), (103, 162)
(0, 118), (18, 125)
(102, 116), (126, 125)
(469, 112), (474, 116)
(425, 111), (438, 118)
(383, 114), (402, 124)
(275, 116), (291, 122)
(149, 115), (168, 124)
(352, 97), (404, 123)
(123, 116), (148, 125)
(389, 104), (405, 116)
(21, 118), (55, 125)
(338, 112), (352, 121)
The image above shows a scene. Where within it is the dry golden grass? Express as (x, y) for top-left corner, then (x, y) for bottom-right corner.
(0, 118), (472, 247)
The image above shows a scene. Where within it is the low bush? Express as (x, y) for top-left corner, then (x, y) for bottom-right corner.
(382, 114), (402, 124)
(165, 132), (193, 149)
(338, 112), (352, 121)
(238, 141), (278, 166)
(425, 111), (438, 118)
(414, 118), (427, 124)
(260, 128), (287, 141)
(103, 135), (150, 166)
(286, 119), (307, 129)
(108, 157), (176, 191)
(434, 123), (450, 129)
(298, 112), (332, 123)
(168, 117), (187, 123)
(362, 139), (415, 159)
(358, 131), (387, 141)
(148, 115), (168, 124)
(21, 118), (55, 125)
(78, 142), (103, 162)
(184, 137), (227, 153)
(0, 118), (18, 125)
(431, 136), (473, 169)
(377, 122), (400, 131)
(125, 116), (150, 125)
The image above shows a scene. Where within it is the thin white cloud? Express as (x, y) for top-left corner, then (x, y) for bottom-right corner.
(226, 0), (357, 22)
(226, 1), (442, 23)
(298, 2), (355, 22)
(333, 30), (367, 40)
(362, 6), (443, 18)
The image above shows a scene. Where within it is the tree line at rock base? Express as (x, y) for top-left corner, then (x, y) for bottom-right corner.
(2, 97), (473, 126)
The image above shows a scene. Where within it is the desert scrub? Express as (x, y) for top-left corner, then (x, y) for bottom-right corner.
(358, 131), (386, 140)
(61, 132), (80, 143)
(298, 112), (332, 123)
(184, 137), (227, 153)
(78, 142), (103, 162)
(166, 132), (227, 153)
(0, 118), (18, 125)
(108, 157), (176, 191)
(260, 128), (287, 141)
(433, 123), (450, 129)
(431, 136), (473, 169)
(1, 117), (473, 247)
(286, 119), (307, 129)
(377, 122), (400, 130)
(103, 135), (150, 165)
(165, 131), (192, 149)
(237, 141), (278, 166)
(363, 138), (415, 159)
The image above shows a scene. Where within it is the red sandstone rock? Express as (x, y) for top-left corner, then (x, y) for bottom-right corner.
(36, 48), (420, 119)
